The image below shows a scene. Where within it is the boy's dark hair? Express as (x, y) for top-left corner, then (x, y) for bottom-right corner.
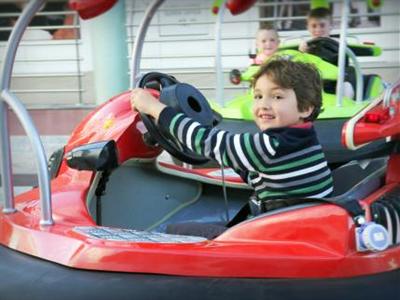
(251, 59), (322, 122)
(308, 7), (332, 21)
(258, 22), (277, 31)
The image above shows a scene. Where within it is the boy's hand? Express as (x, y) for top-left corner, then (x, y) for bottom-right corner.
(298, 40), (309, 52)
(131, 88), (166, 121)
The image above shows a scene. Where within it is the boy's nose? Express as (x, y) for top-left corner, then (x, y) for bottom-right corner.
(258, 100), (271, 110)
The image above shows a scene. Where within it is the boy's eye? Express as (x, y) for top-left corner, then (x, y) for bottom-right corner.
(272, 94), (283, 100)
(254, 94), (262, 100)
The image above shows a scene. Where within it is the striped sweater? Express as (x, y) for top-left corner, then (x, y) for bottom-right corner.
(158, 107), (333, 201)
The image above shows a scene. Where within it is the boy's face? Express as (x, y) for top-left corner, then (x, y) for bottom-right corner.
(256, 30), (280, 57)
(252, 75), (313, 131)
(307, 17), (332, 38)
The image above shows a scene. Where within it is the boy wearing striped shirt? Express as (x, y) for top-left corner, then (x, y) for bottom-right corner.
(131, 59), (333, 215)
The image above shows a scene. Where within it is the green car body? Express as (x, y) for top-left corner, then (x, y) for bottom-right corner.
(210, 46), (384, 121)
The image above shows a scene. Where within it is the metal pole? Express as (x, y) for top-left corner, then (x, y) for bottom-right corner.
(336, 0), (350, 107)
(215, 0), (228, 106)
(0, 0), (53, 225)
(345, 47), (364, 104)
(1, 90), (53, 225)
(0, 0), (45, 214)
(73, 13), (83, 105)
(130, 0), (165, 88)
(0, 0), (45, 89)
(0, 102), (14, 213)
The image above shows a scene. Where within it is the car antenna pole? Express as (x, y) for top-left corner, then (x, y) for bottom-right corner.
(219, 153), (230, 222)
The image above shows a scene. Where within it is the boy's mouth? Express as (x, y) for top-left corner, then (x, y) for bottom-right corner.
(258, 113), (275, 120)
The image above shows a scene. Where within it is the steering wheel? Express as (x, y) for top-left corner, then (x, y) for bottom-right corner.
(306, 37), (345, 66)
(137, 72), (215, 165)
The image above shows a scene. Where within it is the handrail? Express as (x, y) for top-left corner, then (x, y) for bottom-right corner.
(130, 0), (165, 89)
(0, 0), (53, 225)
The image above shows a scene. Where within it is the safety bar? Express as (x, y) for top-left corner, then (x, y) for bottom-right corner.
(0, 0), (53, 225)
(130, 0), (165, 88)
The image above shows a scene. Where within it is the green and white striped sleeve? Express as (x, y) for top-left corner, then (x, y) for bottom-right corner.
(158, 107), (278, 171)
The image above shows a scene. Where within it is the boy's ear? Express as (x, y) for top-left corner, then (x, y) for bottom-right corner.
(299, 106), (314, 120)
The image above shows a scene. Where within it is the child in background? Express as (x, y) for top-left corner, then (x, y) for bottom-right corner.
(253, 25), (280, 65)
(299, 7), (332, 52)
(299, 7), (355, 99)
(131, 59), (333, 219)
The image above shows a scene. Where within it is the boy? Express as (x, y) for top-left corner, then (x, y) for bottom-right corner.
(131, 59), (333, 215)
(299, 7), (332, 52)
(253, 25), (280, 65)
(299, 7), (354, 99)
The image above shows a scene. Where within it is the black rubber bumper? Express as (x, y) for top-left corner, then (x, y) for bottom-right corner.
(0, 245), (399, 300)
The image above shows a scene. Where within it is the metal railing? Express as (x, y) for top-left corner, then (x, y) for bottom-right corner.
(125, 13), (399, 28)
(0, 3), (84, 106)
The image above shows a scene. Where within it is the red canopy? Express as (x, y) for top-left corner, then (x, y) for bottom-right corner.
(69, 0), (117, 20)
(213, 0), (257, 15)
(226, 0), (257, 15)
(70, 0), (257, 20)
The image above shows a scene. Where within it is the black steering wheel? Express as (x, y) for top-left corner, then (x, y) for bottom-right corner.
(306, 37), (345, 66)
(137, 72), (216, 165)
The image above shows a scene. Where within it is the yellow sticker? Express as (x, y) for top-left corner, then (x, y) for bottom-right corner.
(103, 115), (114, 129)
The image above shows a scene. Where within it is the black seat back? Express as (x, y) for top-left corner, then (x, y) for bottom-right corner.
(330, 158), (386, 197)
